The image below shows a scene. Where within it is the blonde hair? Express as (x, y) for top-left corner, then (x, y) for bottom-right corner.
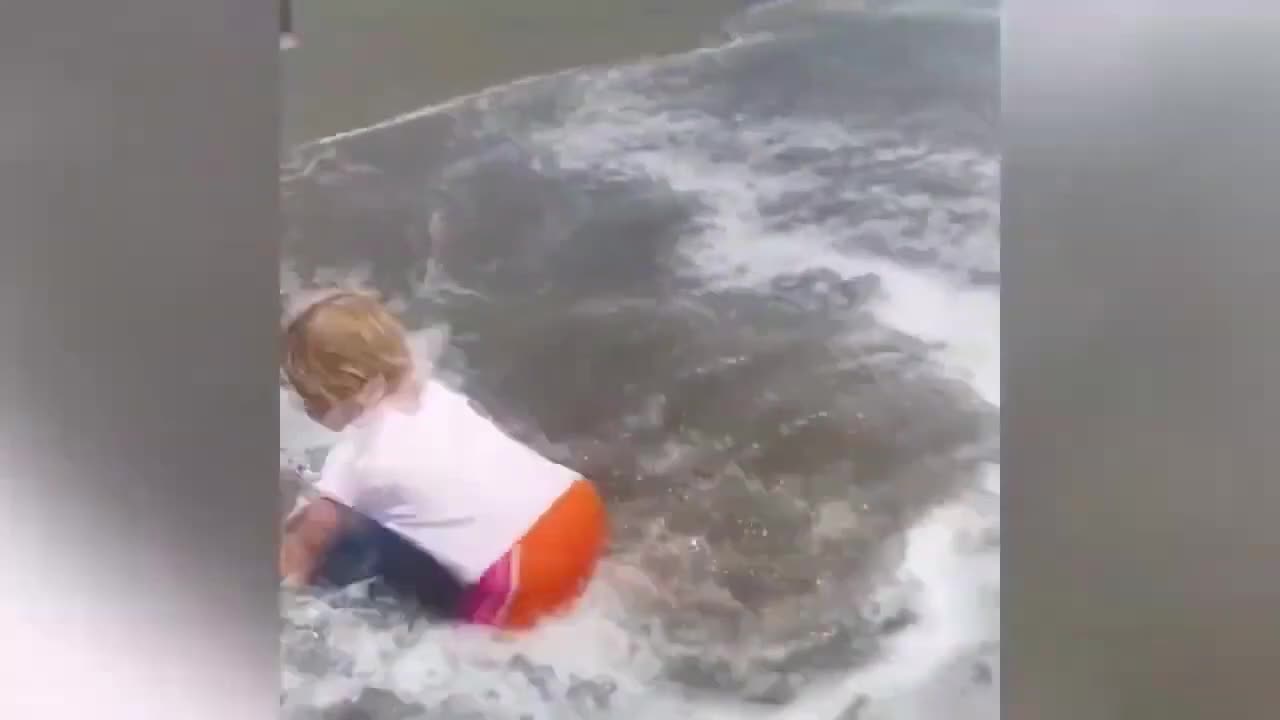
(282, 291), (413, 414)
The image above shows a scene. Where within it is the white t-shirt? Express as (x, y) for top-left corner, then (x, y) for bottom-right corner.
(313, 380), (578, 583)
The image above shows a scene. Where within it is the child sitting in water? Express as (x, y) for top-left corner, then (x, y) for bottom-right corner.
(280, 290), (608, 630)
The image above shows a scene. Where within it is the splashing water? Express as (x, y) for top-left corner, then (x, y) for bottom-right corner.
(281, 3), (998, 719)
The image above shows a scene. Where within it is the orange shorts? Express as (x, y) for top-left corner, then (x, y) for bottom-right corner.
(460, 478), (608, 630)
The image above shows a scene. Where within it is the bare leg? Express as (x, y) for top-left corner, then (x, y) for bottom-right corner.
(280, 498), (343, 586)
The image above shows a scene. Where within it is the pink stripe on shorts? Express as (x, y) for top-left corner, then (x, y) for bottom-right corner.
(457, 547), (518, 626)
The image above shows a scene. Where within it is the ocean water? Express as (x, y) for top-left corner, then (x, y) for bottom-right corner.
(280, 0), (747, 145)
(280, 2), (999, 718)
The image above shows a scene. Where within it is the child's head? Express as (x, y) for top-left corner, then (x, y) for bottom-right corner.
(282, 290), (412, 429)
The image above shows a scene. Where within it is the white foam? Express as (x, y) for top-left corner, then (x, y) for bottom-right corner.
(762, 463), (999, 720)
(294, 35), (768, 149)
(528, 71), (1000, 718)
(863, 260), (999, 407)
(535, 85), (999, 406)
(281, 575), (686, 718)
(700, 210), (1000, 720)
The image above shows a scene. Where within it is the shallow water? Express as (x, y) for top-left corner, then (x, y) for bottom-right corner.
(281, 0), (748, 145)
(280, 2), (999, 718)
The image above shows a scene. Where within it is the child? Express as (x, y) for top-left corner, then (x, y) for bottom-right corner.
(280, 290), (608, 630)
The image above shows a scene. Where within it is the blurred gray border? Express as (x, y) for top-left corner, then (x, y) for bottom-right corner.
(1006, 1), (1280, 718)
(6, 0), (1280, 717)
(0, 1), (279, 717)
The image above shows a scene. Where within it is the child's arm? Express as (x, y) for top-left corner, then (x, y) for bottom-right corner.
(279, 498), (343, 587)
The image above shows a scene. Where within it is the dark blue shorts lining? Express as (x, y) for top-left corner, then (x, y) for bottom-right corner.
(314, 511), (467, 619)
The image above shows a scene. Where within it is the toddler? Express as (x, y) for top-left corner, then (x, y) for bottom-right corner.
(280, 290), (607, 629)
